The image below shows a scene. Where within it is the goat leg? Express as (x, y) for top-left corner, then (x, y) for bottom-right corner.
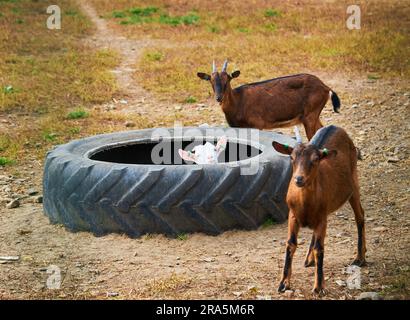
(278, 211), (299, 293)
(312, 220), (327, 296)
(304, 234), (316, 267)
(349, 186), (366, 266)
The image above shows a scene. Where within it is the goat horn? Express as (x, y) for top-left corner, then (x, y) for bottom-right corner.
(222, 59), (228, 72)
(212, 60), (217, 73)
(294, 126), (302, 144)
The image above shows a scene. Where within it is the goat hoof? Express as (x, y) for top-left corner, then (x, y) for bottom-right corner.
(304, 260), (315, 268)
(351, 258), (366, 267)
(312, 287), (327, 297)
(277, 281), (289, 293)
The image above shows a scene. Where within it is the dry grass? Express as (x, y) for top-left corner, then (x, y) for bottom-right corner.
(137, 273), (193, 299)
(0, 0), (119, 113)
(380, 266), (410, 299)
(0, 0), (122, 165)
(90, 0), (410, 103)
(0, 0), (220, 166)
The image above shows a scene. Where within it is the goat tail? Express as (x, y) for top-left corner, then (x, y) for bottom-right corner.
(329, 90), (341, 113)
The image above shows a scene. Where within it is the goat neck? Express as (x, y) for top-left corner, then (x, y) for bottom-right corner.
(220, 82), (237, 115)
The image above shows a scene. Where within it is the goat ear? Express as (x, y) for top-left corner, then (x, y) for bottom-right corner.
(319, 148), (337, 160)
(197, 72), (211, 81)
(272, 141), (293, 155)
(231, 70), (240, 78)
(178, 149), (197, 163)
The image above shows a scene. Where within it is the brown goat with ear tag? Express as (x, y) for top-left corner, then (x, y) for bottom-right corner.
(273, 125), (365, 295)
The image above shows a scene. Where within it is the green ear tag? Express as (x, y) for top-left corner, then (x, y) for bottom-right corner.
(322, 148), (328, 156)
(284, 143), (289, 150)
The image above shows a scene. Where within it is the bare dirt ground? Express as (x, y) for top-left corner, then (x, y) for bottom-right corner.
(0, 2), (409, 300)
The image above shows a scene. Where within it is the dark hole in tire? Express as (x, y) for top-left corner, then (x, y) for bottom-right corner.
(89, 139), (262, 165)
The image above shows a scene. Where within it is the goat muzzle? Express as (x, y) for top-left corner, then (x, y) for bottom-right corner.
(294, 176), (305, 187)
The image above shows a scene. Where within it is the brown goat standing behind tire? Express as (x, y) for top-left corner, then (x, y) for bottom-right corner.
(197, 60), (341, 140)
(272, 125), (366, 295)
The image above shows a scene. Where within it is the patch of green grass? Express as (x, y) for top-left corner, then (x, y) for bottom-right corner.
(237, 27), (250, 33)
(11, 7), (20, 14)
(114, 6), (199, 27)
(119, 19), (131, 25)
(177, 233), (188, 241)
(159, 13), (199, 26)
(208, 25), (220, 33)
(3, 85), (14, 94)
(120, 15), (155, 25)
(112, 10), (126, 18)
(69, 127), (81, 134)
(368, 74), (381, 80)
(264, 9), (281, 18)
(65, 10), (78, 16)
(262, 218), (276, 228)
(185, 96), (197, 103)
(145, 51), (164, 62)
(67, 108), (89, 119)
(0, 156), (13, 166)
(129, 6), (158, 17)
(158, 14), (180, 26)
(181, 13), (200, 25)
(265, 23), (277, 32)
(43, 132), (58, 142)
(114, 6), (158, 24)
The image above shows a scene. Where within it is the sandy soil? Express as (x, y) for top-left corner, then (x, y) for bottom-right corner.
(0, 2), (409, 300)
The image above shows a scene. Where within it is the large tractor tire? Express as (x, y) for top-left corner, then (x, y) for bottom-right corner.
(43, 127), (295, 237)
